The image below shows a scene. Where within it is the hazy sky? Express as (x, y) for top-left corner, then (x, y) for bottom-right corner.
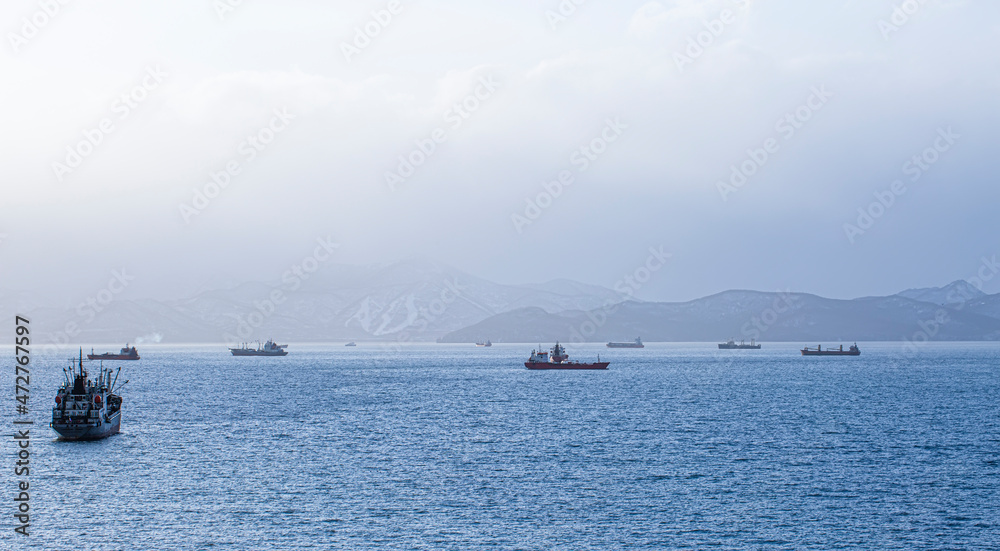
(2, 0), (998, 304)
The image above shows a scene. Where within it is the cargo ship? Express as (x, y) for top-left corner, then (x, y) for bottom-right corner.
(607, 337), (643, 348)
(718, 338), (761, 349)
(525, 342), (609, 370)
(801, 343), (860, 356)
(476, 340), (492, 347)
(87, 344), (139, 360)
(51, 350), (124, 441)
(230, 339), (288, 356)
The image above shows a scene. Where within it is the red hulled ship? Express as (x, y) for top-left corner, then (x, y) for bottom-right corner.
(525, 342), (609, 370)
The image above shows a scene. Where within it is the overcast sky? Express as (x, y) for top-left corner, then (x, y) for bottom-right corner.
(1, 0), (997, 304)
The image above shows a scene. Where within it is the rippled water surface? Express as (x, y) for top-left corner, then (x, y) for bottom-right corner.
(7, 343), (1000, 549)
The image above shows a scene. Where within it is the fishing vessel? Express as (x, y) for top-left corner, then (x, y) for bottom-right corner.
(230, 339), (288, 356)
(718, 338), (761, 350)
(476, 340), (492, 347)
(525, 342), (609, 370)
(801, 343), (860, 356)
(51, 350), (124, 441)
(87, 344), (139, 360)
(607, 337), (643, 348)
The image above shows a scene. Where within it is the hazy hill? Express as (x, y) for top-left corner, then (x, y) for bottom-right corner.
(896, 280), (987, 306)
(21, 259), (627, 346)
(439, 290), (1000, 343)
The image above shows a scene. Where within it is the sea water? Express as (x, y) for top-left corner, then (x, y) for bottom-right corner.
(6, 342), (999, 549)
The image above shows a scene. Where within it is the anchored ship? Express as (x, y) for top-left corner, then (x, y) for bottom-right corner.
(476, 340), (492, 347)
(345, 342), (357, 347)
(51, 350), (123, 441)
(801, 343), (860, 356)
(525, 342), (609, 370)
(607, 337), (644, 348)
(87, 344), (139, 360)
(718, 338), (761, 350)
(230, 339), (288, 356)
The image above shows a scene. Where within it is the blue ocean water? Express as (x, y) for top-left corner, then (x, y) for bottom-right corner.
(5, 342), (999, 550)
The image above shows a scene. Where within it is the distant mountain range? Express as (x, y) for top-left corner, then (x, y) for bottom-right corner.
(439, 286), (1000, 343)
(15, 259), (626, 348)
(8, 259), (1000, 347)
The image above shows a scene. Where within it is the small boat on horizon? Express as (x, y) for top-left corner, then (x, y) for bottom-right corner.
(87, 344), (139, 361)
(801, 343), (860, 356)
(345, 342), (357, 347)
(607, 337), (644, 348)
(525, 342), (609, 370)
(718, 338), (761, 350)
(230, 339), (288, 356)
(476, 339), (492, 347)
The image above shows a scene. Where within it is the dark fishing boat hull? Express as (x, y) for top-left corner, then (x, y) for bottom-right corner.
(51, 411), (121, 441)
